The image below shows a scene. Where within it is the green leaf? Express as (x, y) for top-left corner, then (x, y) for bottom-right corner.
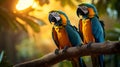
(15, 14), (42, 33)
(94, 0), (108, 16)
(0, 51), (4, 63)
(0, 7), (20, 31)
(106, 23), (120, 41)
(28, 16), (46, 26)
(15, 19), (28, 33)
(0, 51), (13, 67)
(114, 23), (120, 28)
(59, 61), (72, 67)
(0, 6), (45, 33)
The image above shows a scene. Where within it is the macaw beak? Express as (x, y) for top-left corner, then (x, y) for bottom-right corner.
(76, 5), (88, 17)
(48, 12), (61, 23)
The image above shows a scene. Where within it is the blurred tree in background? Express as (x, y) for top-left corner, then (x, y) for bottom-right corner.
(0, 0), (120, 67)
(0, 0), (45, 65)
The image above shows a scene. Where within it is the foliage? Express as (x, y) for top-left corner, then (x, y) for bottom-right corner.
(16, 38), (43, 59)
(0, 0), (45, 65)
(0, 51), (4, 63)
(93, 0), (120, 18)
(58, 61), (72, 67)
(107, 0), (120, 18)
(0, 7), (44, 33)
(35, 0), (49, 6)
(105, 22), (120, 67)
(0, 0), (46, 33)
(93, 0), (109, 16)
(0, 51), (13, 67)
(56, 0), (76, 8)
(106, 22), (120, 41)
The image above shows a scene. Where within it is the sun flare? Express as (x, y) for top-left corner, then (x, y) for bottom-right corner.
(16, 0), (34, 10)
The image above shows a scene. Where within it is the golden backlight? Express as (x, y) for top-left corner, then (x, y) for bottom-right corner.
(16, 0), (34, 10)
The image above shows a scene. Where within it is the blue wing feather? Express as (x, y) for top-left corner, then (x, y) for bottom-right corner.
(91, 17), (104, 42)
(91, 16), (105, 67)
(65, 24), (85, 67)
(99, 20), (105, 39)
(65, 24), (82, 46)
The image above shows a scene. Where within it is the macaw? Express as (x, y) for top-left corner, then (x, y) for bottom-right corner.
(76, 3), (105, 67)
(48, 10), (86, 67)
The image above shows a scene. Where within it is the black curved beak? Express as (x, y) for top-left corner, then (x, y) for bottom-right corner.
(76, 5), (88, 17)
(48, 12), (61, 23)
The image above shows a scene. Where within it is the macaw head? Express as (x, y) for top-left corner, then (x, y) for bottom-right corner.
(48, 10), (70, 26)
(76, 3), (98, 18)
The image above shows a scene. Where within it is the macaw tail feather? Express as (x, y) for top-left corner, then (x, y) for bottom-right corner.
(79, 58), (86, 67)
(71, 60), (79, 67)
(91, 55), (105, 67)
(99, 55), (105, 67)
(71, 58), (86, 67)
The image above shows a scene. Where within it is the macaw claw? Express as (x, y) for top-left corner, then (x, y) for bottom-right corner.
(55, 49), (59, 55)
(78, 44), (82, 47)
(87, 41), (93, 48)
(62, 46), (69, 53)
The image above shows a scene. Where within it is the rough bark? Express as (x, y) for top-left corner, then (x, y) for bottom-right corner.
(14, 41), (120, 67)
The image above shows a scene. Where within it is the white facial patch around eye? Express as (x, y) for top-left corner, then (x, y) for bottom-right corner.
(79, 6), (88, 14)
(51, 12), (61, 21)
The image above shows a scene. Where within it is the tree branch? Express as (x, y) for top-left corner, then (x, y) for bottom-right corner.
(14, 41), (120, 67)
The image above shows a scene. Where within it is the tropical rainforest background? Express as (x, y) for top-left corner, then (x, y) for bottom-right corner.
(0, 0), (120, 67)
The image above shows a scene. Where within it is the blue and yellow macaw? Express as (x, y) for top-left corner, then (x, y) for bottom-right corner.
(76, 3), (105, 67)
(48, 10), (86, 67)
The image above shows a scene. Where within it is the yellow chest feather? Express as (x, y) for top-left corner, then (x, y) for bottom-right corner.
(54, 27), (71, 49)
(82, 19), (95, 44)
